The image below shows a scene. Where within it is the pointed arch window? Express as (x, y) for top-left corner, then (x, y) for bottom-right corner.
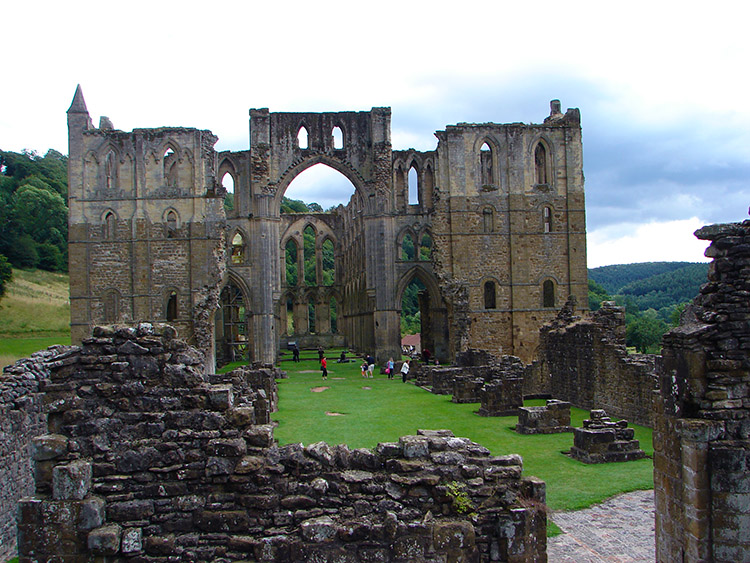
(484, 281), (496, 310)
(419, 232), (432, 261)
(483, 207), (494, 234)
(408, 165), (419, 205)
(543, 280), (555, 308)
(285, 239), (298, 286)
(166, 210), (178, 238)
(231, 232), (245, 264)
(330, 297), (338, 333)
(534, 143), (548, 185)
(308, 302), (316, 334)
(322, 238), (335, 286)
(303, 226), (316, 286)
(104, 211), (116, 240)
(164, 148), (178, 188)
(298, 126), (309, 149)
(222, 172), (235, 211)
(105, 150), (116, 190)
(543, 206), (552, 233)
(401, 233), (415, 261)
(332, 126), (343, 149)
(480, 142), (494, 185)
(166, 291), (178, 321)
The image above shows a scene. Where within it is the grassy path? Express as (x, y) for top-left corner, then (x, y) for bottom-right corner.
(272, 351), (653, 512)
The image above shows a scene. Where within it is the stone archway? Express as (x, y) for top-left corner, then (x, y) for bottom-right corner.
(397, 266), (449, 362)
(215, 277), (250, 367)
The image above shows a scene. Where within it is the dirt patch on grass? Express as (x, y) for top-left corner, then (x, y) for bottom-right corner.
(362, 386), (371, 390)
(311, 386), (329, 393)
(326, 411), (345, 416)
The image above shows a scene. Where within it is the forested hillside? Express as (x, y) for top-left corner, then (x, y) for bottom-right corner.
(0, 149), (68, 273)
(588, 261), (710, 353)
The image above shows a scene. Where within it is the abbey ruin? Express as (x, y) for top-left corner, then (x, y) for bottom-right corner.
(66, 86), (588, 368)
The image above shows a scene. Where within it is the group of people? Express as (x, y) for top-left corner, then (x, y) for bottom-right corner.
(308, 346), (413, 383)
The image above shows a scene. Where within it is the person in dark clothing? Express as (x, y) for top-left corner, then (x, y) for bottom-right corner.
(292, 344), (300, 362)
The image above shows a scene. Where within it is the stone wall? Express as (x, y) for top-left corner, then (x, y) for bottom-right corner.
(0, 346), (71, 561)
(17, 325), (547, 562)
(654, 220), (750, 562)
(526, 300), (658, 427)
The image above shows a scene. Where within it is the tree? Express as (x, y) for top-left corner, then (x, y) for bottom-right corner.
(588, 279), (610, 311)
(0, 254), (11, 298)
(626, 312), (668, 353)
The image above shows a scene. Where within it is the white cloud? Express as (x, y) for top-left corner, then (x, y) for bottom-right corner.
(587, 218), (712, 269)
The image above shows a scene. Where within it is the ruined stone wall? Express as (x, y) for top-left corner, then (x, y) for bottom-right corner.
(654, 220), (750, 562)
(0, 346), (71, 560)
(17, 325), (547, 562)
(526, 300), (658, 427)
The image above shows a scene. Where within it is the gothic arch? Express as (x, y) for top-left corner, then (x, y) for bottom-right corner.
(529, 136), (555, 186)
(229, 228), (248, 265)
(396, 265), (443, 311)
(475, 137), (499, 187)
(273, 154), (366, 213)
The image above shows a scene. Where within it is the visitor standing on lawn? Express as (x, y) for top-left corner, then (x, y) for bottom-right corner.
(321, 356), (328, 379)
(400, 359), (410, 382)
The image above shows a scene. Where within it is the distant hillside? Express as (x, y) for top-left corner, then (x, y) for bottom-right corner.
(589, 261), (709, 314)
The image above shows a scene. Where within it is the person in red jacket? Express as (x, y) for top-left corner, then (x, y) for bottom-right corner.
(321, 356), (328, 379)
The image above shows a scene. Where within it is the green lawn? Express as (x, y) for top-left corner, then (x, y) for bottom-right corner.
(272, 350), (653, 512)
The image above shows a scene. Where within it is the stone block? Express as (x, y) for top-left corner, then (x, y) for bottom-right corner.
(88, 524), (122, 555)
(31, 434), (69, 461)
(52, 460), (92, 500)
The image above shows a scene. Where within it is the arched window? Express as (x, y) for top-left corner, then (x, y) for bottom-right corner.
(484, 281), (496, 310)
(286, 297), (295, 334)
(104, 211), (116, 240)
(423, 165), (434, 208)
(297, 126), (309, 149)
(395, 165), (406, 210)
(534, 143), (548, 185)
(419, 232), (432, 260)
(105, 150), (116, 190)
(164, 148), (178, 188)
(231, 232), (245, 264)
(480, 142), (494, 185)
(322, 238), (334, 286)
(222, 172), (235, 211)
(401, 233), (415, 261)
(166, 210), (178, 238)
(303, 226), (316, 286)
(408, 165), (419, 205)
(543, 280), (555, 308)
(166, 291), (178, 321)
(332, 126), (343, 149)
(543, 206), (552, 233)
(103, 290), (118, 323)
(285, 239), (298, 286)
(483, 207), (494, 234)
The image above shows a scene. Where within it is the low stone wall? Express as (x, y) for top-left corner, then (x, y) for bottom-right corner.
(478, 377), (524, 417)
(569, 409), (645, 464)
(0, 345), (71, 561)
(17, 325), (548, 562)
(526, 300), (658, 427)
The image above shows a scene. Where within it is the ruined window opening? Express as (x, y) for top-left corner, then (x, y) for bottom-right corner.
(166, 210), (178, 238)
(285, 239), (298, 286)
(408, 165), (419, 205)
(164, 148), (178, 188)
(534, 143), (548, 185)
(401, 233), (415, 261)
(297, 126), (309, 149)
(166, 291), (178, 321)
(308, 302), (316, 334)
(423, 165), (434, 209)
(103, 290), (118, 323)
(303, 226), (316, 286)
(480, 142), (494, 186)
(395, 166), (406, 210)
(222, 172), (235, 211)
(284, 163), (355, 211)
(322, 238), (335, 286)
(543, 280), (555, 308)
(543, 206), (552, 233)
(419, 233), (432, 261)
(401, 276), (426, 340)
(286, 298), (295, 334)
(483, 208), (494, 234)
(104, 211), (116, 240)
(220, 283), (247, 362)
(332, 126), (343, 149)
(330, 297), (338, 333)
(484, 281), (496, 310)
(231, 232), (245, 264)
(105, 150), (116, 190)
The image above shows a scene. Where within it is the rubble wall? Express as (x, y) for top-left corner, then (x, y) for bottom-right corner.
(18, 325), (547, 562)
(527, 301), (658, 427)
(654, 220), (750, 562)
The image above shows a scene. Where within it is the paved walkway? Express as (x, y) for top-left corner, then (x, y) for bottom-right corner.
(547, 489), (655, 562)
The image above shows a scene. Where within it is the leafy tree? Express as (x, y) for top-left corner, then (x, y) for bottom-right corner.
(37, 243), (65, 272)
(626, 311), (668, 353)
(401, 278), (425, 334)
(588, 279), (610, 311)
(224, 192), (234, 211)
(0, 254), (11, 298)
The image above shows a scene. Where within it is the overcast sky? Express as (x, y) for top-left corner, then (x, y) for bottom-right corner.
(2, 0), (748, 268)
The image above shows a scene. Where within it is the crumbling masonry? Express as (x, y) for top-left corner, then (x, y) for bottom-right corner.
(66, 87), (588, 368)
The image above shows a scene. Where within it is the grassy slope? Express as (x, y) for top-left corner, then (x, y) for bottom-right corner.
(0, 268), (70, 369)
(273, 351), (653, 512)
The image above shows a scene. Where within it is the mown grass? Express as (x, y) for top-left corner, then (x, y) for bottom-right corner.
(272, 349), (653, 512)
(0, 268), (71, 369)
